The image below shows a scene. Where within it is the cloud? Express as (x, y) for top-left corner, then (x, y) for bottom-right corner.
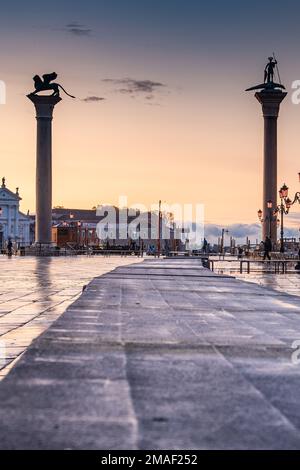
(82, 96), (105, 103)
(65, 22), (92, 36)
(201, 223), (261, 244)
(200, 222), (300, 245)
(288, 211), (300, 227)
(102, 78), (166, 100)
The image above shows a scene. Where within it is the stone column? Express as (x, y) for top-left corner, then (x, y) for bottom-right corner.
(7, 203), (11, 238)
(15, 205), (19, 239)
(27, 95), (61, 246)
(255, 90), (287, 245)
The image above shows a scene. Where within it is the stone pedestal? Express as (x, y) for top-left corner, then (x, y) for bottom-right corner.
(255, 90), (287, 245)
(27, 95), (61, 246)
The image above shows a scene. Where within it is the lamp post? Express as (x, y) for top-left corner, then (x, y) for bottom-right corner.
(220, 228), (229, 255)
(267, 200), (273, 239)
(274, 184), (292, 253)
(258, 200), (276, 240)
(273, 175), (300, 253)
(157, 200), (162, 258)
(169, 212), (176, 252)
(77, 221), (82, 247)
(258, 183), (294, 254)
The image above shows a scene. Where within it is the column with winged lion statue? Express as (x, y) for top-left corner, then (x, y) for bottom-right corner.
(27, 73), (75, 248)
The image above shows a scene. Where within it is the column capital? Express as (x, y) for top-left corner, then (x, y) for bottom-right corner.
(27, 94), (61, 119)
(255, 90), (287, 118)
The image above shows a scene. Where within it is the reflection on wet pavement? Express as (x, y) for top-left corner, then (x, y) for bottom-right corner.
(213, 259), (300, 297)
(0, 255), (141, 379)
(237, 272), (300, 297)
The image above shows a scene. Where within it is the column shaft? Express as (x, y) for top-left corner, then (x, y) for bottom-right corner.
(255, 90), (287, 246)
(27, 95), (61, 246)
(263, 116), (278, 241)
(36, 116), (52, 244)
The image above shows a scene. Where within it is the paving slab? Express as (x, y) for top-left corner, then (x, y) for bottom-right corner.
(0, 256), (141, 378)
(0, 258), (300, 449)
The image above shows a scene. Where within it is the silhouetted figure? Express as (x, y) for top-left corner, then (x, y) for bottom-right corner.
(202, 238), (208, 253)
(7, 238), (13, 257)
(263, 236), (272, 261)
(245, 56), (285, 92)
(29, 73), (75, 99)
(295, 247), (300, 271)
(264, 57), (277, 83)
(238, 247), (243, 259)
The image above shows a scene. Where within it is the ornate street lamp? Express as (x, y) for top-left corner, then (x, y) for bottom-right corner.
(257, 201), (276, 240)
(285, 198), (293, 210)
(273, 184), (291, 253)
(275, 174), (300, 253)
(279, 183), (289, 199)
(267, 200), (274, 239)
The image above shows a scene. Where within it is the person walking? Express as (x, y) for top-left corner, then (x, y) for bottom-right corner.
(295, 246), (300, 271)
(7, 238), (13, 257)
(263, 236), (272, 261)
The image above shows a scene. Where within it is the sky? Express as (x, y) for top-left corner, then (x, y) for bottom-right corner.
(1, 0), (300, 236)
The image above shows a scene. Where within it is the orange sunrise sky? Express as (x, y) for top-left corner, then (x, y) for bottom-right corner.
(1, 1), (300, 228)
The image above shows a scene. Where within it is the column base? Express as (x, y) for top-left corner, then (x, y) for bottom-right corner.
(26, 242), (59, 256)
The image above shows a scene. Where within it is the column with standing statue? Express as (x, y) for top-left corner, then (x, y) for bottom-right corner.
(246, 56), (287, 246)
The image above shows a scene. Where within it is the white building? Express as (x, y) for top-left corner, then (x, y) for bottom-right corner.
(0, 177), (30, 249)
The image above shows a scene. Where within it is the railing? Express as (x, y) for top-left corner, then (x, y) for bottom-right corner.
(89, 249), (142, 257)
(238, 259), (295, 274)
(21, 247), (145, 257)
(207, 256), (300, 274)
(168, 251), (190, 257)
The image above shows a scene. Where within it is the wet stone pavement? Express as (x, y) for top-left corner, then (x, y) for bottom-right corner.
(0, 255), (141, 379)
(0, 258), (300, 449)
(237, 272), (300, 297)
(213, 258), (300, 297)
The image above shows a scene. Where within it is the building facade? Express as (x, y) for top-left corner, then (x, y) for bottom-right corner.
(0, 178), (30, 249)
(51, 207), (184, 252)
